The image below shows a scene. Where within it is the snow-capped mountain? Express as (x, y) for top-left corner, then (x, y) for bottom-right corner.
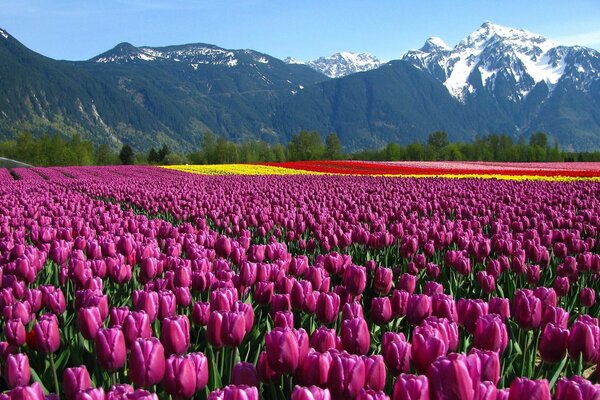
(402, 22), (600, 101)
(91, 42), (278, 68)
(285, 52), (382, 78)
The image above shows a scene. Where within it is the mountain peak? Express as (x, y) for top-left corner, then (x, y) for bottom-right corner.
(284, 57), (305, 65)
(420, 37), (451, 52)
(307, 52), (382, 78)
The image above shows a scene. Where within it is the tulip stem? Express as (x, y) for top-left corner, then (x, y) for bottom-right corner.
(49, 352), (60, 396)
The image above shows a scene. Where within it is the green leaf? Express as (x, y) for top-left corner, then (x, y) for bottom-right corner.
(30, 367), (49, 395)
(548, 355), (568, 390)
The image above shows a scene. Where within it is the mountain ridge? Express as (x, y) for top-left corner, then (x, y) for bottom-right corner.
(1, 23), (600, 152)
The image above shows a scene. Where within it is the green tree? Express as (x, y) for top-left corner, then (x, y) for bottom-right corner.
(119, 144), (135, 165)
(96, 144), (115, 165)
(324, 132), (343, 160)
(529, 132), (548, 148)
(286, 130), (324, 161)
(157, 145), (170, 163)
(148, 148), (159, 164)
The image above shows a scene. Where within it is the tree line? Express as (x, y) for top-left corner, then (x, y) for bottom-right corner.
(1, 130), (600, 167)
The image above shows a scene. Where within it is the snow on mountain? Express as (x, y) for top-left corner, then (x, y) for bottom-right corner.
(0, 29), (9, 39)
(293, 52), (382, 78)
(93, 43), (245, 67)
(283, 57), (305, 65)
(402, 22), (600, 101)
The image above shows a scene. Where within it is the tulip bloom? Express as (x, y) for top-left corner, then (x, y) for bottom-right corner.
(406, 294), (432, 326)
(328, 352), (366, 399)
(231, 362), (259, 387)
(512, 290), (542, 330)
(75, 388), (105, 400)
(469, 348), (500, 385)
(382, 333), (411, 376)
(316, 292), (340, 325)
(411, 325), (448, 374)
(340, 317), (371, 355)
(95, 327), (127, 372)
(567, 315), (600, 364)
(208, 385), (259, 400)
(109, 306), (130, 328)
(507, 378), (551, 400)
(310, 326), (340, 353)
(473, 314), (509, 353)
(63, 366), (92, 400)
(371, 297), (392, 326)
(6, 353), (31, 388)
(300, 350), (332, 387)
(555, 376), (600, 400)
(161, 315), (191, 355)
(363, 355), (386, 391)
(123, 311), (153, 348)
(164, 355), (197, 399)
(428, 353), (478, 400)
(539, 323), (569, 363)
(457, 298), (488, 333)
(374, 267), (393, 295)
(431, 294), (457, 322)
(187, 352), (209, 391)
(129, 338), (166, 388)
(78, 306), (103, 341)
(291, 386), (331, 400)
(580, 287), (596, 308)
(392, 374), (429, 400)
(265, 327), (300, 374)
(5, 318), (26, 347)
(33, 313), (60, 353)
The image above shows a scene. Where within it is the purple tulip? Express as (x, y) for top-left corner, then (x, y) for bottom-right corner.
(132, 291), (159, 322)
(316, 292), (340, 325)
(391, 290), (410, 318)
(343, 264), (367, 296)
(512, 290), (542, 330)
(392, 374), (429, 400)
(362, 355), (386, 391)
(555, 376), (600, 400)
(507, 378), (550, 400)
(129, 338), (166, 388)
(568, 315), (600, 364)
(357, 389), (390, 400)
(428, 353), (479, 400)
(411, 324), (448, 374)
(580, 287), (596, 308)
(161, 315), (190, 355)
(8, 382), (45, 400)
(328, 352), (366, 398)
(291, 386), (331, 400)
(457, 298), (488, 333)
(374, 267), (393, 295)
(63, 366), (92, 400)
(265, 327), (301, 374)
(541, 306), (569, 329)
(300, 350), (332, 387)
(473, 314), (508, 353)
(340, 317), (371, 355)
(5, 318), (26, 347)
(406, 294), (432, 326)
(469, 348), (500, 385)
(123, 311), (152, 348)
(398, 273), (417, 294)
(78, 307), (104, 341)
(95, 327), (127, 372)
(75, 388), (105, 400)
(371, 297), (392, 325)
(382, 332), (411, 376)
(431, 294), (457, 322)
(231, 362), (259, 387)
(310, 326), (340, 353)
(208, 385), (259, 400)
(539, 323), (569, 363)
(187, 352), (209, 391)
(33, 313), (60, 353)
(164, 354), (197, 399)
(6, 353), (31, 388)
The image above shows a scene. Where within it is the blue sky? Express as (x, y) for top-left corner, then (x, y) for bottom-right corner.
(1, 0), (599, 61)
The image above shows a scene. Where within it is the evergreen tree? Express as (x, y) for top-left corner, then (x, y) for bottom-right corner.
(119, 144), (135, 165)
(324, 132), (343, 160)
(148, 148), (159, 164)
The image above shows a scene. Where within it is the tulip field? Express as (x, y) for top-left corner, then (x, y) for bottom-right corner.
(0, 161), (599, 399)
